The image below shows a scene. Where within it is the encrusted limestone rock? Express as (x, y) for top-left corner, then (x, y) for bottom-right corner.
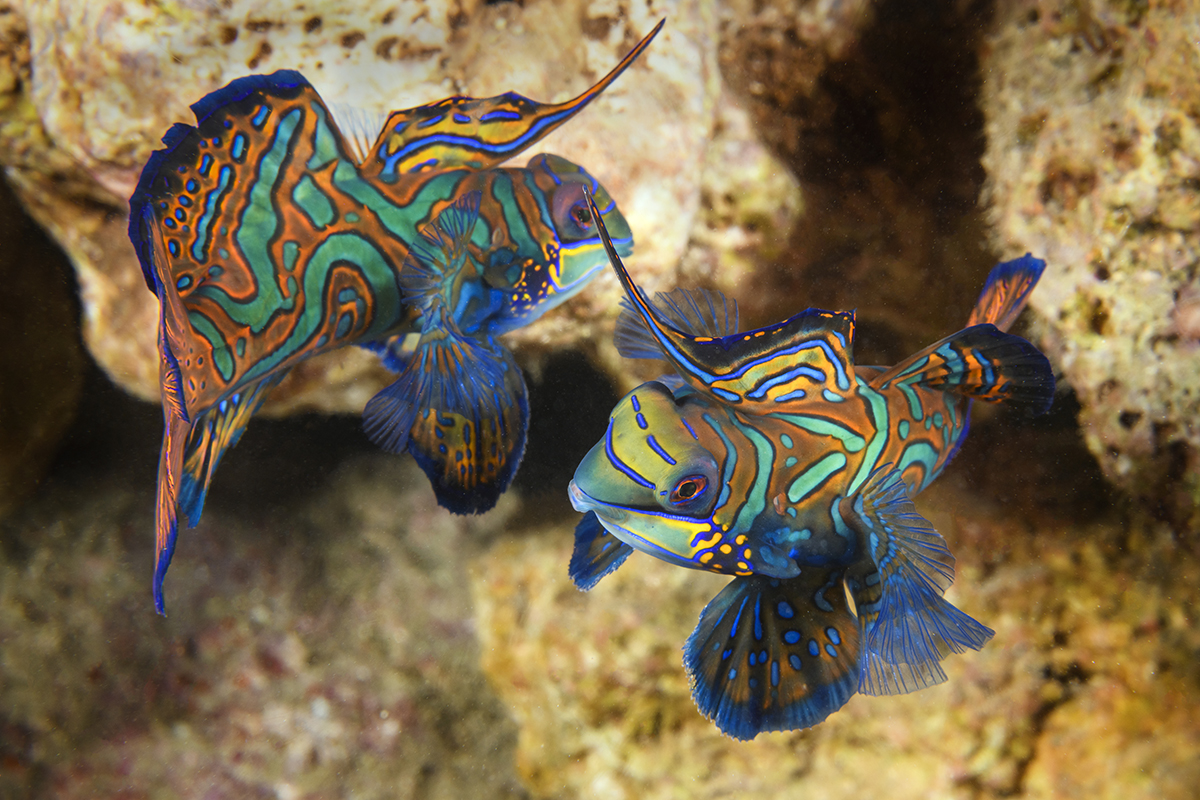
(0, 0), (808, 415)
(981, 0), (1200, 523)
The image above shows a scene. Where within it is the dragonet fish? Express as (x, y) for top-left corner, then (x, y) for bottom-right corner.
(567, 189), (1056, 740)
(129, 21), (663, 614)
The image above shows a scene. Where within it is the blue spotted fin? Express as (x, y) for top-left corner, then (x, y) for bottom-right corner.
(396, 191), (482, 310)
(362, 309), (528, 514)
(362, 196), (528, 513)
(869, 324), (1054, 413)
(614, 286), (740, 360)
(583, 188), (855, 410)
(840, 468), (994, 696)
(683, 570), (863, 740)
(965, 253), (1046, 332)
(360, 20), (663, 179)
(569, 510), (635, 590)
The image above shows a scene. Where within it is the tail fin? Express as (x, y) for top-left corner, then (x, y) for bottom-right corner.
(869, 255), (1054, 414)
(966, 254), (1045, 332)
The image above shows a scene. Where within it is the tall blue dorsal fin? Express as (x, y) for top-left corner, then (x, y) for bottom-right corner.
(614, 286), (739, 360)
(359, 20), (663, 180)
(583, 188), (856, 410)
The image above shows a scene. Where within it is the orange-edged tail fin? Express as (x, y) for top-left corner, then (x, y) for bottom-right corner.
(870, 255), (1055, 414)
(965, 253), (1045, 332)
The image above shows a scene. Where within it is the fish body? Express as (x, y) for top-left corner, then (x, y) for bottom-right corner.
(130, 21), (662, 613)
(568, 190), (1056, 739)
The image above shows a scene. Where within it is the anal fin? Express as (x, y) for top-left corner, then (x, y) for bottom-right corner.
(684, 571), (863, 740)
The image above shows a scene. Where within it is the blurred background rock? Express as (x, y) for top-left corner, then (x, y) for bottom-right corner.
(1, 0), (1198, 797)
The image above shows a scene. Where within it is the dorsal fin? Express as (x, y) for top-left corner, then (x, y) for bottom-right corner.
(614, 286), (739, 360)
(359, 19), (663, 181)
(583, 188), (857, 410)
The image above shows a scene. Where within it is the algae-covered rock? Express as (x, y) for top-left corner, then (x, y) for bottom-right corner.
(0, 0), (806, 413)
(981, 0), (1200, 523)
(0, 435), (527, 799)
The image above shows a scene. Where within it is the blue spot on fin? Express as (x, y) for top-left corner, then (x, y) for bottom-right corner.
(569, 511), (635, 591)
(843, 468), (994, 697)
(684, 571), (863, 740)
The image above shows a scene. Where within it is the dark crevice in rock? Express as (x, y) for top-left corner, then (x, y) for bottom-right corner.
(722, 0), (1000, 363)
(512, 349), (620, 526)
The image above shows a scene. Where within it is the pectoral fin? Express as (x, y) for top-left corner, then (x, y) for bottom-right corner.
(684, 571), (863, 740)
(569, 511), (635, 590)
(362, 314), (528, 514)
(841, 468), (993, 696)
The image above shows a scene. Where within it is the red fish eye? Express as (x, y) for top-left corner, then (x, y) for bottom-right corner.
(570, 202), (592, 229)
(670, 476), (707, 505)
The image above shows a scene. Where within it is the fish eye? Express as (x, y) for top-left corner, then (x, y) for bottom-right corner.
(570, 202), (593, 229)
(669, 475), (708, 506)
(551, 182), (594, 239)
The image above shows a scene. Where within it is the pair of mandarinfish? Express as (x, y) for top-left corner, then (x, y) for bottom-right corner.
(568, 190), (1056, 740)
(130, 21), (664, 613)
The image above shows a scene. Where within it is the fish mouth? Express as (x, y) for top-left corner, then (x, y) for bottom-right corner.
(568, 481), (628, 523)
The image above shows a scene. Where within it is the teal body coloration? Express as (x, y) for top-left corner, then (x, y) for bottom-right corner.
(568, 190), (1057, 740)
(129, 22), (663, 614)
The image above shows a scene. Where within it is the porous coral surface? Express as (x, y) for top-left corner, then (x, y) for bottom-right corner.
(981, 0), (1200, 522)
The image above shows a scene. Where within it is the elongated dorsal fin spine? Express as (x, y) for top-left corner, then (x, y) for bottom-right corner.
(583, 187), (857, 410)
(363, 19), (664, 178)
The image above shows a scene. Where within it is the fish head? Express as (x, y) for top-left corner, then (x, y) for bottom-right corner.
(482, 153), (631, 332)
(569, 380), (734, 572)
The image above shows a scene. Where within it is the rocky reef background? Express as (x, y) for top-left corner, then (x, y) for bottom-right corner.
(1, 0), (1198, 798)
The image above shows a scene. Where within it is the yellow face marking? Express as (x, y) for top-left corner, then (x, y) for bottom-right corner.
(720, 544), (733, 555)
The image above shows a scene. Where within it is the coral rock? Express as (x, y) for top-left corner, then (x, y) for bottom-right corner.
(981, 0), (1200, 521)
